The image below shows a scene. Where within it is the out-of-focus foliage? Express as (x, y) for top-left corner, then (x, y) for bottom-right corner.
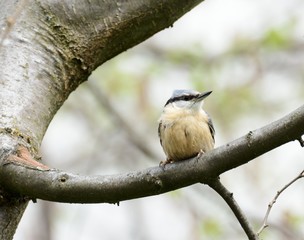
(200, 218), (223, 238)
(91, 19), (303, 139)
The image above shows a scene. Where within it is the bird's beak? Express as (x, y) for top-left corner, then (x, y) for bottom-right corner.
(196, 91), (212, 101)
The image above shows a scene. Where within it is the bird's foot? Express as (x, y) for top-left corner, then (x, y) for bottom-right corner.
(196, 149), (205, 159)
(159, 158), (173, 168)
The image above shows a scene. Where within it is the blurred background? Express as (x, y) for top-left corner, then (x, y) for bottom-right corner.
(15, 0), (304, 239)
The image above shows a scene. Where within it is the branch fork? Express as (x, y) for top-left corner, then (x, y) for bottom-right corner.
(7, 146), (50, 171)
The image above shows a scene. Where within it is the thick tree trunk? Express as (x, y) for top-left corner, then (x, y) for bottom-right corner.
(0, 0), (203, 238)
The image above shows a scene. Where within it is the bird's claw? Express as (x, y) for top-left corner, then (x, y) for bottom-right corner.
(159, 158), (173, 169)
(196, 149), (205, 159)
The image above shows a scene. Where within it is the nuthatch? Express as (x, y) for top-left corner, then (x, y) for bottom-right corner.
(158, 90), (215, 165)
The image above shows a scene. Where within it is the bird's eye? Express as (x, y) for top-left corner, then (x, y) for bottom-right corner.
(183, 95), (191, 101)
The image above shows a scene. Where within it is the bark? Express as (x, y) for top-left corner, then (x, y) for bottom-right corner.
(0, 0), (204, 238)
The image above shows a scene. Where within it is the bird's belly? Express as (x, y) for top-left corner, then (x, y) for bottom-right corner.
(162, 117), (214, 161)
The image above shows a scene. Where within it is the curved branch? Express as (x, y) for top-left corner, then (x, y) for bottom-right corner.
(0, 0), (205, 146)
(0, 105), (303, 203)
(0, 0), (207, 237)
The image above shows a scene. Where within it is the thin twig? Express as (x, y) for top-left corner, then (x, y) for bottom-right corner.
(257, 170), (304, 236)
(86, 80), (160, 160)
(207, 178), (258, 240)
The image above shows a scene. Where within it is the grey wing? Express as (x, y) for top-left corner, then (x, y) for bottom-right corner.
(207, 116), (215, 142)
(158, 121), (163, 146)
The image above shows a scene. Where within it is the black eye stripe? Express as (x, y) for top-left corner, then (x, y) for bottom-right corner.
(182, 95), (195, 101)
(164, 94), (199, 106)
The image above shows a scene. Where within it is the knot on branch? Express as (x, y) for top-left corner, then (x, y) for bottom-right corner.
(145, 173), (163, 192)
(246, 131), (254, 147)
(58, 173), (69, 183)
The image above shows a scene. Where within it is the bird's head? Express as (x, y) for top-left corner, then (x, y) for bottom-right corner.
(164, 89), (212, 111)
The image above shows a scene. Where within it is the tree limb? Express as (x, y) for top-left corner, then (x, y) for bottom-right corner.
(0, 143), (29, 240)
(207, 178), (258, 240)
(0, 1), (206, 237)
(0, 0), (205, 146)
(0, 105), (303, 203)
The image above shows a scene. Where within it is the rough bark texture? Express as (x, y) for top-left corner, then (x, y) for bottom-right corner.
(0, 0), (204, 238)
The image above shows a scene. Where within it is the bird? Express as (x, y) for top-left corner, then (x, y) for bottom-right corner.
(158, 89), (215, 165)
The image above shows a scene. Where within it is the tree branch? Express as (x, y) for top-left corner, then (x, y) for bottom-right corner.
(257, 170), (304, 236)
(0, 143), (29, 239)
(0, 105), (303, 203)
(206, 178), (258, 240)
(0, 0), (205, 237)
